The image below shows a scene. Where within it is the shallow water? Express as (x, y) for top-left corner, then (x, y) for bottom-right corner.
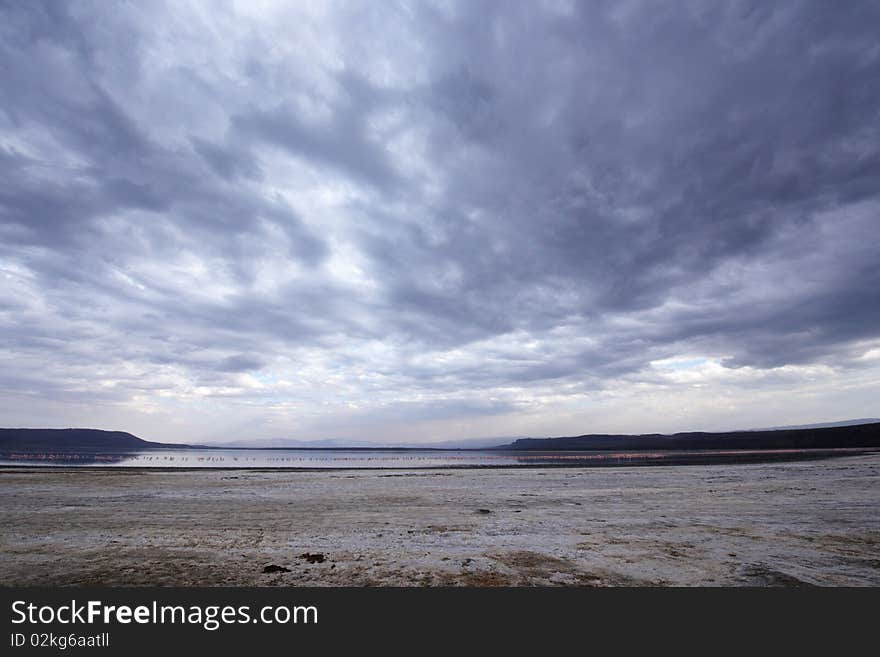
(0, 446), (868, 468)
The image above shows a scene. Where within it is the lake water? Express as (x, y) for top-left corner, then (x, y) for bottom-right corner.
(0, 447), (863, 469)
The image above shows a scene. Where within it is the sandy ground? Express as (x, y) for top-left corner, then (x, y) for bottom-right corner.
(1, 454), (878, 586)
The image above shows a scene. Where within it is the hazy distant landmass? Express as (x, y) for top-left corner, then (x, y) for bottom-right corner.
(210, 436), (520, 449)
(208, 437), (384, 449)
(503, 421), (880, 451)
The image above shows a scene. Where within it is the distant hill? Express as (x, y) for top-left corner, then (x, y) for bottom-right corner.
(501, 422), (880, 451)
(0, 428), (169, 450)
(207, 437), (380, 448)
(415, 436), (526, 449)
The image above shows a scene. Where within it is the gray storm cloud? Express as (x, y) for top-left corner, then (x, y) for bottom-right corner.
(1, 1), (878, 442)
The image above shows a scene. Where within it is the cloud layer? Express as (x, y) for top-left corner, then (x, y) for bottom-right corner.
(1, 1), (879, 442)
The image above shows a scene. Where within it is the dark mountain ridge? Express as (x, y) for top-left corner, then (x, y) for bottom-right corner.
(0, 428), (173, 450)
(502, 422), (880, 451)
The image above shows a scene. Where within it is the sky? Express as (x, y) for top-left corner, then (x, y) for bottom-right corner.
(1, 0), (879, 445)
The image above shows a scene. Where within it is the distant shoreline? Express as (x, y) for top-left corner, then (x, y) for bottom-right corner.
(3, 422), (879, 453)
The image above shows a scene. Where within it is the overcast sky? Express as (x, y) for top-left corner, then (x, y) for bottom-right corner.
(1, 1), (879, 444)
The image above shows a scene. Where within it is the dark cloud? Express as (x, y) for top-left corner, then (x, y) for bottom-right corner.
(1, 0), (879, 440)
(217, 354), (265, 373)
(232, 98), (402, 191)
(191, 137), (263, 183)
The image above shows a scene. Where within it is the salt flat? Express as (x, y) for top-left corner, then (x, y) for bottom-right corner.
(1, 453), (878, 586)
